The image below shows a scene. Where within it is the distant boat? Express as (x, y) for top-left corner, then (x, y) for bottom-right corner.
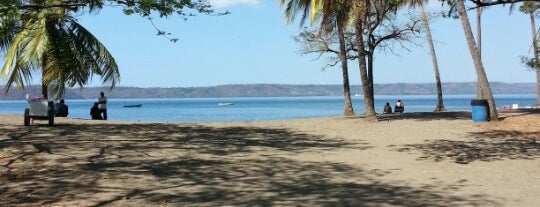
(354, 94), (360, 96)
(123, 104), (142, 108)
(217, 102), (234, 106)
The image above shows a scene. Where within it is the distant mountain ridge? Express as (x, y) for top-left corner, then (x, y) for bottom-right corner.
(0, 82), (536, 100)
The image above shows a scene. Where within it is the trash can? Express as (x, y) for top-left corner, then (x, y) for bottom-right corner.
(471, 99), (489, 122)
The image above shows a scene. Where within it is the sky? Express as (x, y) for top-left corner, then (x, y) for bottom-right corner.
(9, 0), (539, 88)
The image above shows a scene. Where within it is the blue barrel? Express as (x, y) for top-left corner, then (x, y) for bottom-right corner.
(471, 99), (489, 122)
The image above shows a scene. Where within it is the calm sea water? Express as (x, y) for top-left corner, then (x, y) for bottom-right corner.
(0, 94), (536, 123)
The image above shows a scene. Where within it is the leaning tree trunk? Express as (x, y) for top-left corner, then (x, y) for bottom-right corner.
(530, 11), (540, 107)
(476, 4), (482, 57)
(354, 0), (377, 122)
(456, 0), (498, 121)
(419, 3), (446, 112)
(476, 2), (484, 99)
(337, 21), (355, 116)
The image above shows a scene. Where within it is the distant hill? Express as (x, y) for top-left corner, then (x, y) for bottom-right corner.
(0, 82), (536, 100)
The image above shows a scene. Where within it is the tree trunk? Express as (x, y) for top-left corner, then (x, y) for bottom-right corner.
(537, 59), (540, 107)
(367, 50), (375, 111)
(529, 12), (540, 107)
(419, 3), (446, 112)
(337, 21), (355, 116)
(476, 2), (484, 99)
(41, 58), (48, 99)
(476, 5), (482, 57)
(456, 0), (498, 121)
(41, 81), (48, 99)
(354, 1), (377, 122)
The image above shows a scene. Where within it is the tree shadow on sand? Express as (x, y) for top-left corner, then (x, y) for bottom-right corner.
(393, 129), (540, 164)
(1, 123), (497, 206)
(377, 111), (471, 122)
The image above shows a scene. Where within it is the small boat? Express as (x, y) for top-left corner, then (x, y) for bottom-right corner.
(123, 104), (142, 108)
(217, 102), (234, 106)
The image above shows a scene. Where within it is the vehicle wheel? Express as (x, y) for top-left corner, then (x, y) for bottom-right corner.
(48, 110), (54, 126)
(24, 108), (30, 126)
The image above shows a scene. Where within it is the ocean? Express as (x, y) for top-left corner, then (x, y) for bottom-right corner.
(0, 94), (536, 123)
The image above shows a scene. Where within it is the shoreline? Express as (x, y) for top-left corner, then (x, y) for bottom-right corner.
(1, 112), (539, 206)
(1, 109), (536, 124)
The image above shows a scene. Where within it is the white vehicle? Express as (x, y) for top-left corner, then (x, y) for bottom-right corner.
(24, 95), (54, 126)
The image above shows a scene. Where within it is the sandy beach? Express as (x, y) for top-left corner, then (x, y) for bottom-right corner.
(0, 111), (539, 206)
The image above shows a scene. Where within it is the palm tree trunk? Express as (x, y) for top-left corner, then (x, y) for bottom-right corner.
(337, 21), (355, 116)
(476, 3), (484, 99)
(367, 50), (375, 111)
(456, 0), (498, 121)
(476, 5), (482, 57)
(41, 82), (48, 99)
(537, 60), (540, 107)
(419, 3), (445, 112)
(41, 57), (48, 99)
(354, 1), (377, 122)
(530, 12), (540, 106)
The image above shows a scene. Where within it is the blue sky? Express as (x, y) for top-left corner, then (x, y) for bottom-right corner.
(24, 1), (540, 87)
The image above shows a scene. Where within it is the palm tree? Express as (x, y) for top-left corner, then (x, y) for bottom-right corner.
(334, 3), (356, 116)
(455, 0), (498, 121)
(353, 0), (378, 121)
(520, 2), (540, 107)
(281, 0), (380, 121)
(0, 0), (119, 99)
(475, 0), (487, 99)
(404, 0), (446, 112)
(281, 0), (355, 116)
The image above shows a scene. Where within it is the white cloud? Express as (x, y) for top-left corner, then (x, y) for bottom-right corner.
(209, 0), (260, 8)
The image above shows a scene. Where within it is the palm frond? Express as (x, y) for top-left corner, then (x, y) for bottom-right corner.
(4, 60), (33, 93)
(0, 15), (19, 52)
(17, 17), (48, 68)
(69, 20), (120, 89)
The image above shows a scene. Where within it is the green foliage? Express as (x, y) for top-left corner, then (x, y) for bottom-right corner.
(521, 56), (540, 71)
(1, 0), (217, 17)
(0, 0), (120, 98)
(519, 2), (540, 72)
(519, 1), (540, 15)
(1, 0), (222, 42)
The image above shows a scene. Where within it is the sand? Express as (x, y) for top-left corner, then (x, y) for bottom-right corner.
(0, 111), (539, 206)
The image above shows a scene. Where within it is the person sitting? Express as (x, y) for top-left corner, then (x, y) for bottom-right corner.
(56, 99), (69, 117)
(394, 100), (405, 113)
(383, 102), (393, 114)
(90, 102), (103, 120)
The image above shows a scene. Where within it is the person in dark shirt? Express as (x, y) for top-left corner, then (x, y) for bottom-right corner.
(90, 102), (103, 120)
(383, 102), (393, 114)
(56, 99), (69, 117)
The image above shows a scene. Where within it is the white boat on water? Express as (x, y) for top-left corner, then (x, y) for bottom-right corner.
(217, 102), (234, 106)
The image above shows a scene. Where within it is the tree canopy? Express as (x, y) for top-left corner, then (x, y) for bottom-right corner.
(1, 0), (217, 17)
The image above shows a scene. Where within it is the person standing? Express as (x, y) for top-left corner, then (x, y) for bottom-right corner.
(98, 91), (108, 120)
